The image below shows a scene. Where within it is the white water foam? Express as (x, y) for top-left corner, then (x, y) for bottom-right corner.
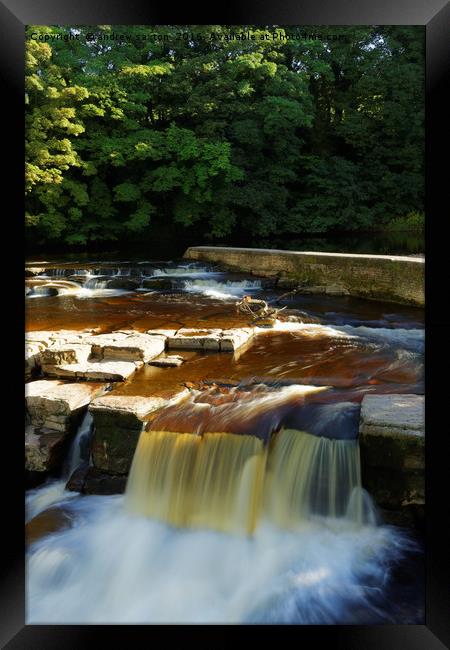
(335, 326), (424, 352)
(183, 279), (262, 300)
(26, 494), (414, 624)
(150, 266), (223, 279)
(265, 321), (359, 339)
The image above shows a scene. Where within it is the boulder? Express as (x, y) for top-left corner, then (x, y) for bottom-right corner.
(148, 355), (185, 367)
(89, 391), (188, 474)
(26, 380), (106, 432)
(28, 286), (59, 297)
(52, 360), (141, 381)
(326, 284), (350, 296)
(40, 343), (92, 375)
(277, 277), (299, 290)
(104, 277), (140, 290)
(25, 425), (68, 472)
(25, 342), (45, 380)
(66, 465), (127, 495)
(26, 505), (73, 546)
(141, 278), (173, 290)
(25, 267), (47, 277)
(359, 394), (425, 519)
(359, 394), (424, 471)
(146, 329), (178, 338)
(90, 331), (166, 362)
(220, 328), (254, 352)
(167, 328), (222, 351)
(65, 462), (90, 492)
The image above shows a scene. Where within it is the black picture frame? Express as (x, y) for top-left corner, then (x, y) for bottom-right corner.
(3, 0), (449, 647)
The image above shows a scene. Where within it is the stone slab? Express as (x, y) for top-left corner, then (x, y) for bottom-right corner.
(167, 328), (222, 351)
(220, 328), (255, 352)
(148, 355), (185, 367)
(40, 343), (92, 374)
(26, 380), (106, 426)
(360, 394), (424, 439)
(52, 360), (141, 381)
(90, 332), (166, 362)
(359, 394), (425, 512)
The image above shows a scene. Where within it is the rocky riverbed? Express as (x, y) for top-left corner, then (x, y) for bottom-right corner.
(24, 256), (425, 624)
(25, 258), (424, 525)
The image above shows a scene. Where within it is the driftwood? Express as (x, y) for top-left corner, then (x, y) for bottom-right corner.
(236, 295), (285, 323)
(275, 287), (302, 303)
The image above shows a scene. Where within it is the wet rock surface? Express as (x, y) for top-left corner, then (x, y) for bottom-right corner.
(359, 394), (424, 518)
(66, 465), (127, 495)
(25, 425), (69, 472)
(53, 359), (143, 381)
(26, 380), (106, 431)
(25, 260), (425, 526)
(90, 331), (166, 362)
(89, 392), (188, 474)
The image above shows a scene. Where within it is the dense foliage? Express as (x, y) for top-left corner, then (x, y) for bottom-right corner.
(25, 25), (424, 246)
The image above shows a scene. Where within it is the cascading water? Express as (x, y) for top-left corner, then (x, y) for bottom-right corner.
(26, 413), (93, 523)
(182, 278), (262, 299)
(26, 403), (417, 623)
(126, 431), (267, 534)
(125, 424), (374, 535)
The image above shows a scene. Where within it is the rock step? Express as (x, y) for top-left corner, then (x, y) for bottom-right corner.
(25, 380), (108, 474)
(52, 360), (142, 381)
(26, 327), (260, 381)
(359, 394), (425, 522)
(26, 380), (107, 429)
(89, 390), (189, 474)
(90, 332), (166, 362)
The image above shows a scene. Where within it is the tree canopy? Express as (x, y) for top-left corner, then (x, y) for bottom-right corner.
(25, 25), (424, 247)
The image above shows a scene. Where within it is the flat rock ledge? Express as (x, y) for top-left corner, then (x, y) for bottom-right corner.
(89, 390), (189, 474)
(26, 327), (262, 381)
(26, 380), (107, 432)
(89, 331), (166, 362)
(52, 360), (142, 381)
(359, 394), (425, 524)
(165, 327), (255, 352)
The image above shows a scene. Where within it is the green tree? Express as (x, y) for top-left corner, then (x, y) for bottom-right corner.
(25, 25), (424, 247)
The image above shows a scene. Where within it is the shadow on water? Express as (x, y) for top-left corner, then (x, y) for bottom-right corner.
(26, 230), (424, 263)
(254, 232), (424, 256)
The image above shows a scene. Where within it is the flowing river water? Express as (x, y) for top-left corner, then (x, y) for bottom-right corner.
(25, 258), (425, 624)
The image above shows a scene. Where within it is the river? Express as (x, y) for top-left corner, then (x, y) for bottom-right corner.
(25, 257), (424, 624)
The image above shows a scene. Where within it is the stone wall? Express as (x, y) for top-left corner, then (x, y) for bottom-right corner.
(184, 246), (424, 306)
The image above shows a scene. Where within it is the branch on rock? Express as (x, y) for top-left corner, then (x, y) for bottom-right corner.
(236, 295), (285, 324)
(275, 287), (302, 303)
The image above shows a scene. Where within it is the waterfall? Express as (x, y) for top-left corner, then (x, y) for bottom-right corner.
(84, 277), (108, 290)
(25, 413), (93, 523)
(125, 426), (375, 534)
(126, 432), (266, 534)
(264, 429), (365, 526)
(63, 412), (94, 478)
